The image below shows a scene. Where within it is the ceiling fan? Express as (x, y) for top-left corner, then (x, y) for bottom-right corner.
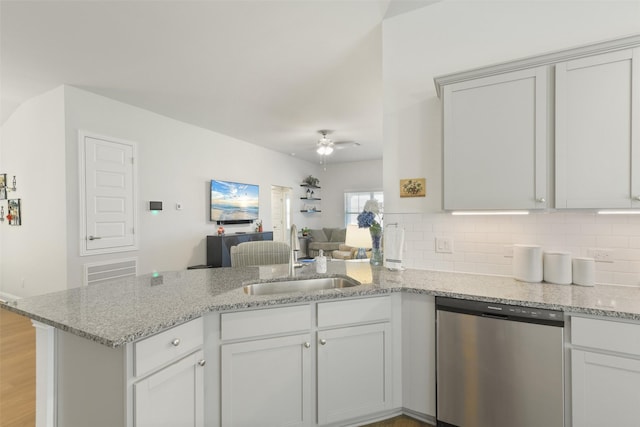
(315, 130), (360, 156)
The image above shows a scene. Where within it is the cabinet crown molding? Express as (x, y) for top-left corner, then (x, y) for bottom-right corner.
(434, 34), (640, 98)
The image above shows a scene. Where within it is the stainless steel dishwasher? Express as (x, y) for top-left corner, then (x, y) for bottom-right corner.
(436, 297), (564, 427)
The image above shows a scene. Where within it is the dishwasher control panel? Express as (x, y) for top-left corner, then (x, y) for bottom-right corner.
(436, 296), (564, 327)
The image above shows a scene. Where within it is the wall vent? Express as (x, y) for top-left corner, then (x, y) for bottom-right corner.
(84, 258), (137, 286)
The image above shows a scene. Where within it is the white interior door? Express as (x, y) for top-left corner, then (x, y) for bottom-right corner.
(80, 131), (138, 255)
(271, 186), (291, 242)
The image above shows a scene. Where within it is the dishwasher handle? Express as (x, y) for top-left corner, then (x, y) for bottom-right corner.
(481, 312), (509, 321)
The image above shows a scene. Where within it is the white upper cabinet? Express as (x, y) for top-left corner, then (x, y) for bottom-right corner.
(555, 48), (640, 209)
(442, 67), (549, 210)
(437, 35), (640, 211)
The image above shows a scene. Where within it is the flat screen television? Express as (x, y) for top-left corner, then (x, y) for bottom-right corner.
(210, 179), (259, 224)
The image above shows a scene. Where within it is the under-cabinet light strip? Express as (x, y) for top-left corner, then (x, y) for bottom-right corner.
(451, 211), (530, 216)
(597, 210), (640, 215)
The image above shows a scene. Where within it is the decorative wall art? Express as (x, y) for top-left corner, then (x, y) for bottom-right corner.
(7, 199), (21, 226)
(400, 178), (426, 198)
(0, 174), (6, 200)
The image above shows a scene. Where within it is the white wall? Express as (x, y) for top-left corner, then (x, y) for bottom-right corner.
(383, 1), (640, 285)
(319, 159), (383, 227)
(62, 86), (326, 287)
(0, 86), (67, 298)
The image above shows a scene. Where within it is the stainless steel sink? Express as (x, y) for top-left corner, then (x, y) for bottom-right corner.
(243, 277), (359, 295)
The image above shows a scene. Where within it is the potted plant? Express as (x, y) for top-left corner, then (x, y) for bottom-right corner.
(303, 175), (320, 187)
(255, 220), (263, 232)
(301, 227), (310, 237)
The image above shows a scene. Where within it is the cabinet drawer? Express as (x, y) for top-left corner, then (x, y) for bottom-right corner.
(221, 305), (311, 341)
(572, 316), (640, 355)
(318, 296), (391, 328)
(134, 317), (203, 377)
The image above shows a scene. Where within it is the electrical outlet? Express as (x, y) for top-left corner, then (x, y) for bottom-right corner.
(435, 237), (454, 254)
(587, 248), (614, 263)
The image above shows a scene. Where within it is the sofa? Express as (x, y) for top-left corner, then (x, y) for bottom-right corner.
(307, 228), (346, 258)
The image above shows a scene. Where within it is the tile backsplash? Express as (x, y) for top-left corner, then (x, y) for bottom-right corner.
(386, 212), (640, 286)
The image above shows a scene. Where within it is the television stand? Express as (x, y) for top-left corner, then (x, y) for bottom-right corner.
(206, 231), (274, 267)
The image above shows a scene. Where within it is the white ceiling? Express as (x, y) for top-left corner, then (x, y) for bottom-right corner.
(0, 0), (437, 164)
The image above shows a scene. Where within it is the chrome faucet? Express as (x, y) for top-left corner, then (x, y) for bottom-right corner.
(289, 224), (301, 276)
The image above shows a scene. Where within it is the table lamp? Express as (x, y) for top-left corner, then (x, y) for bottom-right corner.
(345, 224), (372, 259)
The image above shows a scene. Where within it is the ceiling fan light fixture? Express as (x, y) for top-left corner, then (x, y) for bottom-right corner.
(317, 145), (334, 155)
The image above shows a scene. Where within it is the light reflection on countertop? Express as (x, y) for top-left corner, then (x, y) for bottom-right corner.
(2, 260), (639, 348)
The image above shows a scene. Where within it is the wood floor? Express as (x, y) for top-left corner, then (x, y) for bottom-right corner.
(362, 415), (434, 427)
(0, 308), (36, 427)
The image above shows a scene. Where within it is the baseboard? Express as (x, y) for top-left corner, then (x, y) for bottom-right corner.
(401, 407), (436, 425)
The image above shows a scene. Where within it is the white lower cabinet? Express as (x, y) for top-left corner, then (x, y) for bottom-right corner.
(572, 349), (640, 427)
(571, 316), (640, 427)
(132, 318), (205, 427)
(134, 349), (205, 427)
(317, 322), (392, 425)
(220, 334), (312, 427)
(217, 296), (395, 427)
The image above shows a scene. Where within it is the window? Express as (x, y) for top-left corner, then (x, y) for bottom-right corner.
(344, 191), (383, 226)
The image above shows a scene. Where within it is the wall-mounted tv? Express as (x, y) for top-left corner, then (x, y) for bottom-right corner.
(210, 179), (259, 224)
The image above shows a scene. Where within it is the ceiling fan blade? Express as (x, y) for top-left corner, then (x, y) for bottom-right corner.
(333, 141), (360, 149)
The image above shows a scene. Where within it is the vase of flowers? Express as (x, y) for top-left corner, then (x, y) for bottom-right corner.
(357, 199), (383, 266)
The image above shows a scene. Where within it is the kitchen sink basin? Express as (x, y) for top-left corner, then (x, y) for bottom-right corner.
(243, 277), (360, 295)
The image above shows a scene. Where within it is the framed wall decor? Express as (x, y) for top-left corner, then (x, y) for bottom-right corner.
(0, 174), (5, 200)
(400, 178), (426, 198)
(7, 199), (21, 225)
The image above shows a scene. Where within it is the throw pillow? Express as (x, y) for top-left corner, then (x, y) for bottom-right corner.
(329, 228), (346, 242)
(309, 229), (328, 242)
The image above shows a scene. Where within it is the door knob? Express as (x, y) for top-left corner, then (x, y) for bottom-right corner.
(198, 359), (206, 367)
(319, 339), (327, 345)
(304, 342), (311, 348)
(171, 338), (181, 347)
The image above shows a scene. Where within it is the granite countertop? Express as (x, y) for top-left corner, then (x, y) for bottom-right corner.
(2, 260), (640, 348)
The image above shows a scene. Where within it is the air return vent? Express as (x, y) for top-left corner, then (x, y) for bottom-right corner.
(84, 258), (137, 286)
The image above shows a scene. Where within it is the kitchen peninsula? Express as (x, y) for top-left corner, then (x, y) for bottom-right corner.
(4, 261), (640, 427)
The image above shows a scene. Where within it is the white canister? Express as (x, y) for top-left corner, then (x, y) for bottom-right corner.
(543, 251), (572, 285)
(513, 244), (543, 282)
(572, 257), (595, 287)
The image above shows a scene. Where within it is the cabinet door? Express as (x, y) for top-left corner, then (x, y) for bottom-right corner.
(134, 350), (205, 427)
(443, 67), (548, 210)
(556, 48), (640, 208)
(221, 334), (312, 427)
(572, 349), (640, 426)
(317, 323), (392, 425)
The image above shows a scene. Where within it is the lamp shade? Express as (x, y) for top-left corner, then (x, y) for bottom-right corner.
(345, 224), (372, 249)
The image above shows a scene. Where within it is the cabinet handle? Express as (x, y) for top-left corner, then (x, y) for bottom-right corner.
(536, 198), (546, 203)
(198, 359), (206, 367)
(319, 339), (327, 345)
(304, 342), (311, 348)
(171, 338), (181, 347)
(88, 235), (102, 240)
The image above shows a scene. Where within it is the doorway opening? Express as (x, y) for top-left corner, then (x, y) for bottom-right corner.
(270, 185), (292, 242)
